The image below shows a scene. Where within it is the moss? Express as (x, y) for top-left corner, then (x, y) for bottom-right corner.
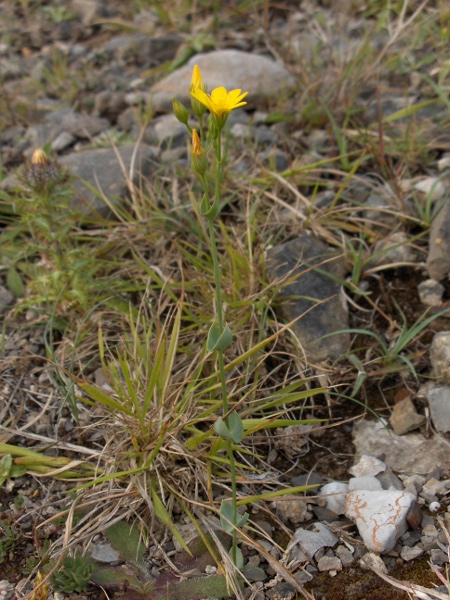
(304, 557), (441, 600)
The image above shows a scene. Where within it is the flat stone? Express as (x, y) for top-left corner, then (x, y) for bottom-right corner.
(430, 332), (450, 383)
(348, 476), (382, 491)
(353, 419), (450, 475)
(389, 397), (425, 435)
(291, 472), (324, 490)
(335, 545), (354, 566)
(345, 489), (416, 554)
(400, 545), (423, 561)
(424, 385), (450, 432)
(51, 131), (75, 152)
(292, 523), (339, 561)
(359, 552), (387, 573)
(59, 144), (159, 216)
(266, 582), (296, 600)
(319, 482), (349, 515)
(376, 468), (404, 491)
(317, 555), (342, 572)
(150, 49), (296, 112)
(272, 498), (312, 524)
(349, 454), (386, 477)
(153, 114), (189, 148)
(417, 279), (444, 306)
(370, 231), (415, 267)
(266, 234), (350, 362)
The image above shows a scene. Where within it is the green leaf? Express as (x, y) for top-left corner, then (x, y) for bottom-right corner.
(90, 565), (143, 591)
(232, 547), (244, 569)
(214, 417), (233, 442)
(219, 500), (235, 533)
(206, 323), (232, 352)
(227, 411), (244, 443)
(105, 521), (144, 564)
(199, 195), (220, 221)
(6, 266), (24, 298)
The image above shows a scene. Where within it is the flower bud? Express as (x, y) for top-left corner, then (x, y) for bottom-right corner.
(172, 98), (189, 125)
(191, 129), (208, 176)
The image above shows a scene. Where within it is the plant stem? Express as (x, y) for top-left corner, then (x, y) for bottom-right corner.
(205, 129), (239, 564)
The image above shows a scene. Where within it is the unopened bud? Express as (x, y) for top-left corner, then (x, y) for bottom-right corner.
(172, 98), (189, 125)
(191, 129), (208, 175)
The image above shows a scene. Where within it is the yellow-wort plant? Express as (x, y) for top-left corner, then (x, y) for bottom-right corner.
(173, 65), (249, 567)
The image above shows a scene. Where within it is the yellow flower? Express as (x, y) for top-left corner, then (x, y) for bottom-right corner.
(31, 148), (49, 166)
(190, 65), (204, 92)
(190, 86), (248, 118)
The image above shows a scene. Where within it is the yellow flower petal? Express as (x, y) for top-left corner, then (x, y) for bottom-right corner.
(190, 65), (204, 91)
(190, 86), (248, 118)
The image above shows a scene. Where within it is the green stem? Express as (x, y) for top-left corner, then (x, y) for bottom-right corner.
(205, 127), (238, 565)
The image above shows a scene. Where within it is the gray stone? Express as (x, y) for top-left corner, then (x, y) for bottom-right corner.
(348, 476), (382, 491)
(431, 332), (450, 383)
(94, 90), (127, 121)
(59, 144), (159, 215)
(370, 231), (415, 267)
(51, 131), (75, 152)
(353, 419), (450, 475)
(319, 482), (349, 515)
(389, 397), (425, 435)
(418, 279), (445, 306)
(360, 191), (399, 231)
(427, 199), (450, 280)
(335, 545), (354, 566)
(400, 545), (423, 561)
(349, 454), (386, 478)
(424, 385), (450, 432)
(61, 112), (110, 140)
(414, 177), (447, 202)
(272, 498), (312, 524)
(153, 114), (188, 148)
(317, 555), (342, 572)
(104, 33), (183, 65)
(345, 489), (415, 554)
(291, 472), (324, 490)
(376, 469), (404, 491)
(430, 549), (449, 565)
(292, 523), (339, 561)
(257, 148), (289, 172)
(266, 234), (349, 362)
(150, 50), (296, 112)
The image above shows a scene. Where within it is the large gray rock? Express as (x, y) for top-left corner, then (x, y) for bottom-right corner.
(423, 385), (450, 433)
(150, 50), (296, 112)
(353, 419), (450, 475)
(59, 144), (159, 215)
(266, 234), (350, 362)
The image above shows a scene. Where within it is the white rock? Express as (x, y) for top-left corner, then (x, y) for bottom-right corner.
(348, 476), (382, 491)
(429, 501), (441, 513)
(345, 489), (416, 554)
(349, 454), (386, 477)
(91, 543), (121, 563)
(319, 482), (349, 514)
(370, 231), (415, 267)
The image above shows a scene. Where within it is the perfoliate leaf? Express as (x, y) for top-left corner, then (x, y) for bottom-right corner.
(213, 417), (233, 442)
(219, 500), (235, 533)
(206, 323), (232, 352)
(199, 195), (220, 221)
(227, 411), (244, 443)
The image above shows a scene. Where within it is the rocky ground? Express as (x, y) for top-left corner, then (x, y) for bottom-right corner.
(2, 0), (450, 599)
